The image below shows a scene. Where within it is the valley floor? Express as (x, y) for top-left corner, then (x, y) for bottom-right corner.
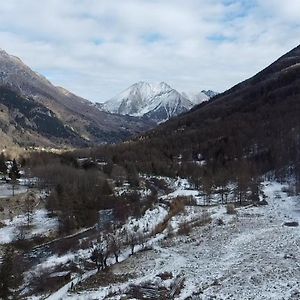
(58, 182), (300, 300)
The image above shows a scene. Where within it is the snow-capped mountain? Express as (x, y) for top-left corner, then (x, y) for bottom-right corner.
(101, 81), (216, 123)
(201, 90), (219, 98)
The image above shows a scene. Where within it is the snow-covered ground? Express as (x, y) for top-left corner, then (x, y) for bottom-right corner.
(0, 182), (28, 198)
(0, 209), (58, 244)
(159, 177), (235, 206)
(125, 205), (168, 234)
(58, 181), (300, 300)
(160, 178), (199, 200)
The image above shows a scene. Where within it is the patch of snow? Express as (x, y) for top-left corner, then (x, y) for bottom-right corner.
(0, 183), (28, 198)
(0, 209), (58, 244)
(125, 205), (169, 234)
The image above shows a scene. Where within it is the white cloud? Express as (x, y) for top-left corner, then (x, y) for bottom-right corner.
(259, 0), (300, 21)
(0, 0), (299, 101)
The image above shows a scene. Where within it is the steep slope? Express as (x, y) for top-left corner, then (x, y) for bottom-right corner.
(181, 91), (209, 105)
(0, 49), (154, 147)
(97, 44), (300, 178)
(152, 44), (300, 167)
(0, 87), (81, 148)
(102, 82), (214, 123)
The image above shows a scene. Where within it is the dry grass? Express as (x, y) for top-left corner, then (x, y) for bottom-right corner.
(177, 222), (192, 235)
(151, 198), (187, 236)
(75, 270), (134, 291)
(169, 197), (186, 216)
(0, 188), (41, 221)
(192, 211), (212, 228)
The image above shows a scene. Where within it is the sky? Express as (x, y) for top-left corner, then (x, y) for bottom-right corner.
(0, 0), (300, 102)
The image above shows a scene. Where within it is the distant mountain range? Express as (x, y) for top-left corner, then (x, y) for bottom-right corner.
(0, 49), (154, 148)
(99, 82), (218, 123)
(0, 48), (218, 148)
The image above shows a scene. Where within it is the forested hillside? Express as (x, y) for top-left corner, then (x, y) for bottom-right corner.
(89, 45), (300, 192)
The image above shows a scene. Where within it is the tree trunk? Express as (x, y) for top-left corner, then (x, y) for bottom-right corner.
(103, 256), (108, 269)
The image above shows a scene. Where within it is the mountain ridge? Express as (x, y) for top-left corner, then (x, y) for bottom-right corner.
(0, 49), (154, 148)
(101, 81), (216, 123)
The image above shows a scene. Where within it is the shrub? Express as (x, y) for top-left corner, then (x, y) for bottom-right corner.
(157, 272), (173, 280)
(170, 198), (186, 216)
(226, 203), (236, 214)
(281, 186), (295, 196)
(216, 218), (224, 226)
(177, 222), (192, 235)
(152, 222), (168, 235)
(184, 196), (197, 206)
(192, 211), (212, 228)
(167, 224), (174, 238)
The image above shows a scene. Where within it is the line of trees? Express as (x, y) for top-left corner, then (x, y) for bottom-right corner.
(90, 225), (147, 272)
(26, 152), (156, 235)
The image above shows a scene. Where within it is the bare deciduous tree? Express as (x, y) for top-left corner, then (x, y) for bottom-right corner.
(108, 232), (122, 263)
(126, 226), (139, 255)
(23, 192), (35, 228)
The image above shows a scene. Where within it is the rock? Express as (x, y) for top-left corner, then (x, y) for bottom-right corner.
(216, 218), (225, 226)
(283, 221), (299, 227)
(283, 253), (296, 259)
(258, 199), (268, 206)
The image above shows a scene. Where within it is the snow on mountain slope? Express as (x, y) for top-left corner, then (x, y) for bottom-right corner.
(201, 89), (219, 98)
(181, 91), (209, 105)
(101, 81), (215, 123)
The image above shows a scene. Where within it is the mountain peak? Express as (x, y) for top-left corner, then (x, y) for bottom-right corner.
(132, 81), (172, 92)
(0, 48), (12, 57)
(0, 49), (24, 65)
(102, 82), (216, 123)
(0, 48), (8, 55)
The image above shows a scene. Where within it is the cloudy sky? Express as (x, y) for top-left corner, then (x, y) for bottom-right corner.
(0, 0), (300, 102)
